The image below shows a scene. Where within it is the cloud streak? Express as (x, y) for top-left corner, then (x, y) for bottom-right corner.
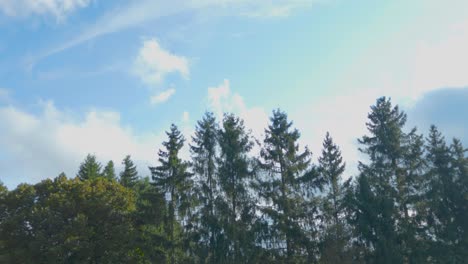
(150, 88), (176, 105)
(0, 0), (90, 20)
(27, 0), (319, 68)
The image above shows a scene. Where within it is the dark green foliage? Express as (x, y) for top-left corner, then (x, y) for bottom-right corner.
(424, 126), (468, 263)
(102, 160), (116, 180)
(150, 124), (193, 264)
(256, 109), (316, 263)
(216, 113), (256, 263)
(77, 154), (102, 181)
(0, 176), (137, 263)
(190, 112), (221, 263)
(317, 132), (352, 263)
(120, 155), (139, 188)
(2, 99), (468, 263)
(351, 97), (427, 263)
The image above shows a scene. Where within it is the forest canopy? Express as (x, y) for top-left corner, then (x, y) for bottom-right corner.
(1, 96), (467, 263)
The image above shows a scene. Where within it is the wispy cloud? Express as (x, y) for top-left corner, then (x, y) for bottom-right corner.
(134, 38), (189, 86)
(27, 0), (320, 68)
(0, 0), (91, 20)
(150, 88), (176, 105)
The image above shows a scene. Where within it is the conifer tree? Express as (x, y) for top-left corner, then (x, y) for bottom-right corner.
(120, 155), (139, 188)
(217, 114), (255, 263)
(257, 109), (314, 262)
(190, 112), (220, 263)
(77, 154), (102, 181)
(150, 124), (193, 264)
(317, 132), (351, 263)
(425, 126), (468, 262)
(102, 160), (116, 180)
(352, 97), (423, 263)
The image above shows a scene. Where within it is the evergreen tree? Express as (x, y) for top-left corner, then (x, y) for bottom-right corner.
(120, 155), (139, 188)
(256, 109), (314, 263)
(102, 160), (116, 180)
(425, 126), (468, 262)
(150, 124), (193, 264)
(190, 112), (220, 263)
(217, 114), (256, 263)
(317, 132), (351, 263)
(352, 97), (424, 263)
(77, 154), (102, 181)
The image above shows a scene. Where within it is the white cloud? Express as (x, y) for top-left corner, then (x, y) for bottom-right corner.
(134, 39), (189, 86)
(207, 79), (269, 140)
(150, 88), (176, 105)
(29, 0), (321, 66)
(0, 101), (166, 188)
(0, 0), (91, 20)
(407, 21), (468, 98)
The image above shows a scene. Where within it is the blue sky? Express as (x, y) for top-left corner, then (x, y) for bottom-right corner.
(1, 0), (468, 188)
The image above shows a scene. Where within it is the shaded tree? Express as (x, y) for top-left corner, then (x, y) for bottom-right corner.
(102, 160), (116, 180)
(77, 154), (102, 181)
(120, 155), (139, 188)
(150, 124), (193, 264)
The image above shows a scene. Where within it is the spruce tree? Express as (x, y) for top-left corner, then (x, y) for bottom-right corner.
(150, 124), (193, 264)
(353, 97), (423, 263)
(425, 126), (468, 262)
(317, 132), (351, 263)
(77, 154), (102, 181)
(102, 160), (116, 180)
(217, 114), (255, 263)
(190, 112), (220, 263)
(257, 109), (314, 262)
(120, 155), (139, 188)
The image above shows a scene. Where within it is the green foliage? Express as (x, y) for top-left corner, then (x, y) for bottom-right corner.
(216, 113), (256, 263)
(77, 154), (103, 181)
(102, 160), (116, 180)
(190, 112), (221, 263)
(150, 124), (193, 264)
(2, 99), (468, 263)
(120, 155), (139, 188)
(0, 175), (136, 263)
(256, 109), (316, 263)
(317, 132), (352, 263)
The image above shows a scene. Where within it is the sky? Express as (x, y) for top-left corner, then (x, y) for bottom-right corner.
(1, 0), (468, 189)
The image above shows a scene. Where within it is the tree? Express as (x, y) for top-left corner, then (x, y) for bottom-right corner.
(102, 160), (116, 180)
(317, 132), (351, 263)
(0, 175), (137, 263)
(77, 154), (102, 181)
(120, 155), (139, 188)
(150, 124), (193, 264)
(216, 114), (256, 263)
(424, 126), (468, 262)
(256, 109), (315, 263)
(352, 97), (424, 263)
(190, 112), (220, 263)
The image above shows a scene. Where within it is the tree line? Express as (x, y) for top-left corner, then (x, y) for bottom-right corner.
(1, 97), (467, 263)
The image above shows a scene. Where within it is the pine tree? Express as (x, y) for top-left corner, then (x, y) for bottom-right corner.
(102, 160), (116, 180)
(425, 126), (468, 262)
(256, 109), (314, 262)
(317, 132), (351, 263)
(150, 124), (193, 264)
(217, 114), (255, 263)
(353, 97), (423, 263)
(77, 154), (102, 181)
(190, 112), (220, 263)
(120, 155), (139, 188)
